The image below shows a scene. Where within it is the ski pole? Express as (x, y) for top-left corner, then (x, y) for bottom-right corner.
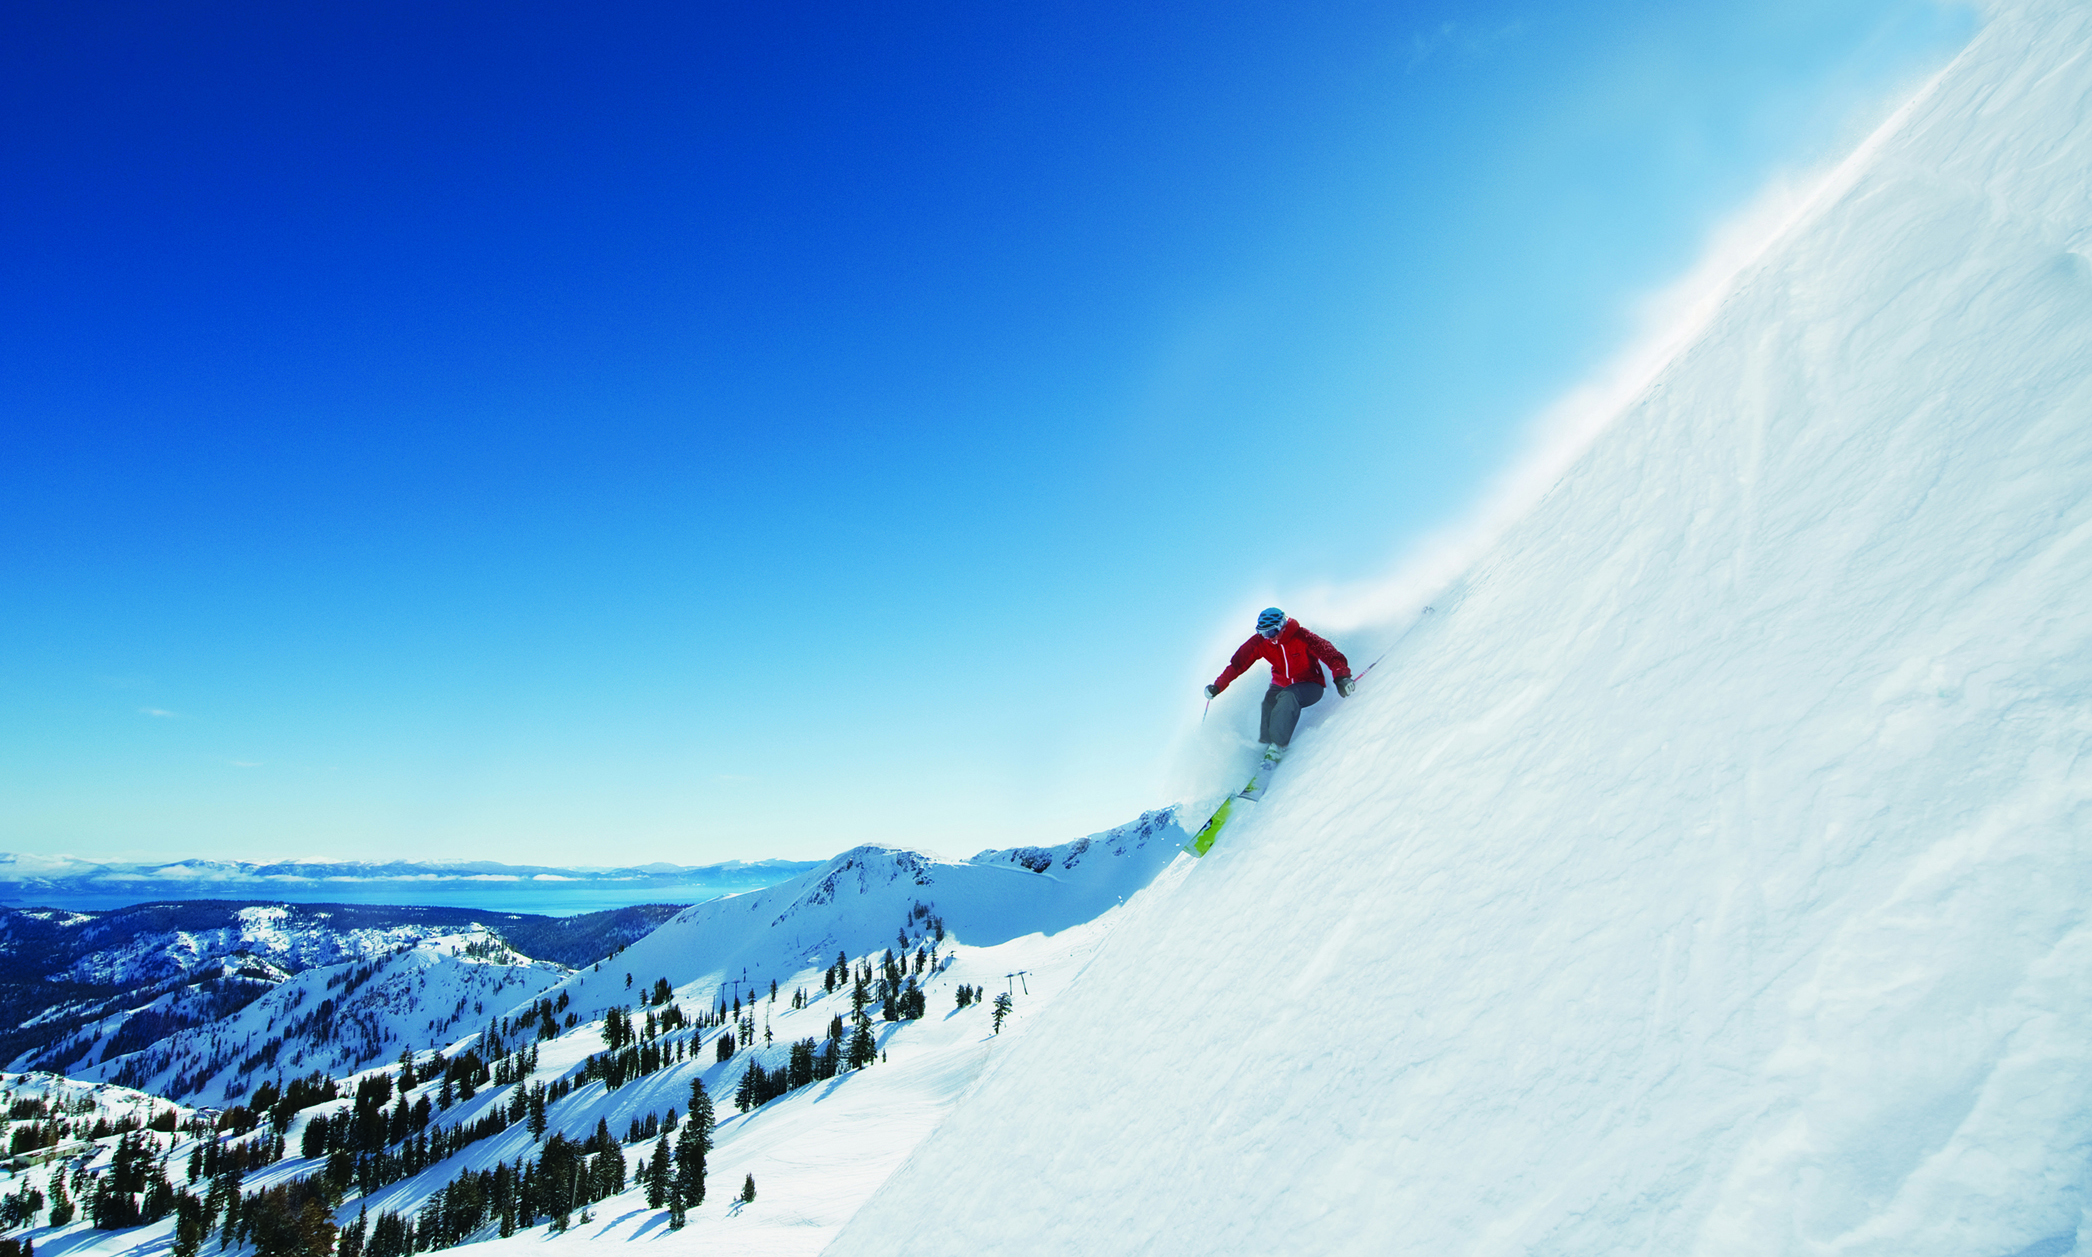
(1201, 698), (1211, 724)
(1353, 606), (1434, 683)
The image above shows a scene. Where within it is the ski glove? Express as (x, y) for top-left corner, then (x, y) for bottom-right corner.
(1335, 676), (1357, 698)
(1203, 684), (1221, 700)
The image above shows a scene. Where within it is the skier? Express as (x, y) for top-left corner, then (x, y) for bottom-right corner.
(1204, 607), (1355, 763)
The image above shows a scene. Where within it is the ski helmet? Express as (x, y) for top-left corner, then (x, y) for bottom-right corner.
(1257, 607), (1285, 635)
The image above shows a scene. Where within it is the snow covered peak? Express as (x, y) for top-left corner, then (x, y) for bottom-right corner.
(537, 809), (1185, 1028)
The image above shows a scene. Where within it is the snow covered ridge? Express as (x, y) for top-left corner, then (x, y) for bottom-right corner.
(548, 805), (1185, 1028)
(43, 905), (501, 988)
(0, 1072), (203, 1238)
(0, 1073), (197, 1157)
(0, 901), (684, 984)
(0, 903), (683, 1084)
(826, 3), (2092, 1254)
(42, 931), (567, 1105)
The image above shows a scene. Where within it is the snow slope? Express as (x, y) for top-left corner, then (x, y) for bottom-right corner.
(830, 4), (2092, 1255)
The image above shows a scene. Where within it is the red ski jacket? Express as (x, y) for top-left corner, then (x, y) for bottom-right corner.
(1210, 618), (1351, 694)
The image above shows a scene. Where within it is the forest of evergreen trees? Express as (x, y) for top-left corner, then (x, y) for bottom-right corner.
(338, 1078), (716, 1253)
(0, 902), (991, 1257)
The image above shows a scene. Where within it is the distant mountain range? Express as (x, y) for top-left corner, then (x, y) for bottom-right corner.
(0, 854), (824, 908)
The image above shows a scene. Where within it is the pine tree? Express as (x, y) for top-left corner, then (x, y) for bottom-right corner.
(740, 1174), (756, 1204)
(992, 992), (1012, 1034)
(847, 1014), (877, 1070)
(645, 1136), (670, 1208)
(602, 1007), (631, 1051)
(672, 1112), (706, 1212)
(526, 1082), (547, 1139)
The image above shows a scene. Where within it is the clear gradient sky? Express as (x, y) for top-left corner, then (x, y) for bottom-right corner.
(2, 1), (1973, 865)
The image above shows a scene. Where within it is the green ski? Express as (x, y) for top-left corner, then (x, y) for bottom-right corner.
(1183, 748), (1286, 857)
(1185, 795), (1239, 856)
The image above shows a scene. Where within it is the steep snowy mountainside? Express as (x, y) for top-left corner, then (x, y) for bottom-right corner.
(831, 3), (2092, 1255)
(0, 901), (682, 1076)
(59, 930), (566, 1104)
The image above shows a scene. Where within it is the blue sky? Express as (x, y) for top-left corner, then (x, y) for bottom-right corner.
(2, 0), (1972, 865)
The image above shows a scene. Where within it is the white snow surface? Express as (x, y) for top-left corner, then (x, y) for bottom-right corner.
(830, 5), (2092, 1256)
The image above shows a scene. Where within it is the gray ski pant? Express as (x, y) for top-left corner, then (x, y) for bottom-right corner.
(1260, 682), (1325, 748)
